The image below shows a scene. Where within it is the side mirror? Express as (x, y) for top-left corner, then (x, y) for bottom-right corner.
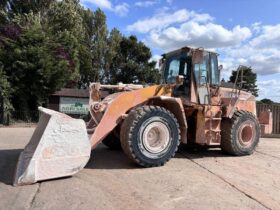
(218, 65), (223, 71)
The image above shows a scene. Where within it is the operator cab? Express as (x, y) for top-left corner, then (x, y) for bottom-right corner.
(160, 47), (221, 105)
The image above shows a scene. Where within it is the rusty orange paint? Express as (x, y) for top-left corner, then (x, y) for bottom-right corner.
(89, 85), (172, 148)
(219, 87), (257, 117)
(259, 111), (273, 134)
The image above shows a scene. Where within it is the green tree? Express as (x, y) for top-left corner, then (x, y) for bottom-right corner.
(91, 8), (108, 82)
(0, 1), (161, 120)
(78, 8), (95, 87)
(0, 6), (7, 25)
(46, 0), (84, 38)
(0, 13), (78, 117)
(2, 0), (54, 15)
(109, 35), (160, 84)
(229, 66), (259, 97)
(46, 0), (90, 88)
(259, 98), (274, 104)
(0, 63), (13, 123)
(103, 28), (122, 83)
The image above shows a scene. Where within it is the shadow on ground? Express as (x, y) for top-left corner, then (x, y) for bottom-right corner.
(85, 144), (232, 170)
(85, 145), (137, 170)
(176, 144), (232, 160)
(0, 149), (22, 185)
(0, 144), (232, 185)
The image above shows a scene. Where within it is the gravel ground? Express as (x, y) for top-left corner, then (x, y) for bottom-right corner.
(0, 127), (279, 210)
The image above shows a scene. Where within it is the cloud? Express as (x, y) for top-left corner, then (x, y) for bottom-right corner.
(257, 79), (280, 100)
(219, 23), (280, 76)
(149, 54), (162, 68)
(149, 23), (251, 50)
(219, 56), (280, 101)
(251, 22), (262, 33)
(127, 9), (212, 33)
(221, 48), (280, 75)
(81, 0), (112, 9)
(127, 9), (251, 52)
(135, 1), (157, 7)
(151, 54), (162, 61)
(250, 24), (280, 48)
(128, 9), (280, 77)
(81, 0), (129, 16)
(115, 3), (129, 17)
(258, 80), (279, 86)
(166, 0), (173, 4)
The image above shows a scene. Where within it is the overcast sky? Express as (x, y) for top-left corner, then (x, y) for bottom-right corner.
(81, 0), (280, 102)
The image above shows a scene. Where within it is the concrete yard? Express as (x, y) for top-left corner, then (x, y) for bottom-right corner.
(0, 127), (279, 210)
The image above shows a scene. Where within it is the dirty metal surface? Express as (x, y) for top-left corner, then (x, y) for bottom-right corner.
(13, 108), (91, 186)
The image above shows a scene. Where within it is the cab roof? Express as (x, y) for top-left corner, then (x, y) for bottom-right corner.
(161, 46), (219, 58)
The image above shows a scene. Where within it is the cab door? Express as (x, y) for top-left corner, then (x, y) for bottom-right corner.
(193, 51), (211, 105)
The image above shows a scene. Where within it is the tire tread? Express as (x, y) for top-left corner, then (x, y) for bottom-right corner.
(221, 111), (260, 156)
(120, 105), (180, 167)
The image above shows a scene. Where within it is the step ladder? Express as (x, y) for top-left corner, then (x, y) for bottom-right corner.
(204, 109), (222, 145)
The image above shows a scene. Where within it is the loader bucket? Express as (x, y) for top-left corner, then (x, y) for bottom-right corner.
(13, 107), (91, 186)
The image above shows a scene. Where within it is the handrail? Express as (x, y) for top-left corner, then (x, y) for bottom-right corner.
(228, 65), (247, 117)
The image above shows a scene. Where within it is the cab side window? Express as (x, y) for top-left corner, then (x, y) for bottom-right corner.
(194, 52), (210, 86)
(164, 54), (188, 84)
(166, 59), (180, 83)
(210, 54), (219, 85)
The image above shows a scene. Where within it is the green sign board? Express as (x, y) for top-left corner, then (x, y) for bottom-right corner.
(59, 97), (89, 114)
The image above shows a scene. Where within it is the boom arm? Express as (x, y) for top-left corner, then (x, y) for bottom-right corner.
(89, 85), (172, 148)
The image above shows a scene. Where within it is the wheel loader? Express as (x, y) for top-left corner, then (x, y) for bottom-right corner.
(13, 46), (272, 186)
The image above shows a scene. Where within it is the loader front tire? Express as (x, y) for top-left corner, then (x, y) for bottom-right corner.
(221, 111), (260, 156)
(120, 106), (180, 167)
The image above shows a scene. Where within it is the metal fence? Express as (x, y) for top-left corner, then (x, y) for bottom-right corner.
(1, 105), (280, 134)
(257, 103), (280, 134)
(1, 110), (90, 126)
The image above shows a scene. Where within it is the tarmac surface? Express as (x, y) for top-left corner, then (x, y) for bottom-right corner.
(0, 127), (280, 210)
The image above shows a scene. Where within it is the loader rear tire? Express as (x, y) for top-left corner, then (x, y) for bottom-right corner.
(221, 111), (260, 156)
(120, 106), (180, 167)
(102, 131), (121, 150)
